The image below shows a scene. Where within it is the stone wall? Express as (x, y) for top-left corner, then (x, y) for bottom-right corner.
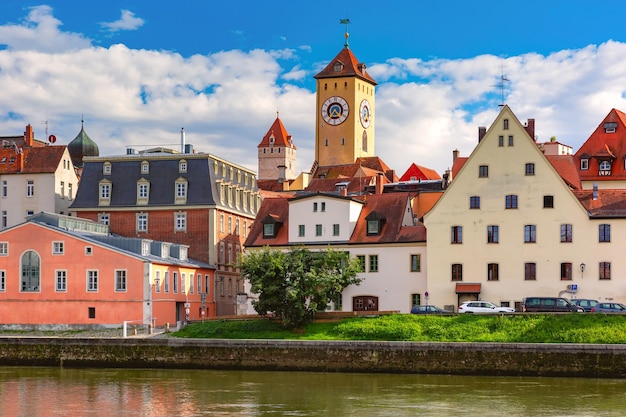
(0, 337), (625, 378)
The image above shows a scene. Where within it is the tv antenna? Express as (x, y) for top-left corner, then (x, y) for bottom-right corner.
(492, 65), (510, 107)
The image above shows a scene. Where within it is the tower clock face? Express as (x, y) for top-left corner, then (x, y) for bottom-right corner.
(359, 99), (371, 128)
(321, 96), (349, 126)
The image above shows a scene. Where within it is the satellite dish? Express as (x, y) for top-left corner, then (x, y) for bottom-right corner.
(48, 134), (56, 144)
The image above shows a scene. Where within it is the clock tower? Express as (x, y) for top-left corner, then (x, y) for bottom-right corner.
(314, 33), (377, 167)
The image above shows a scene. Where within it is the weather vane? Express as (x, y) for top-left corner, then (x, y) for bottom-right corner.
(492, 64), (510, 107)
(340, 18), (350, 48)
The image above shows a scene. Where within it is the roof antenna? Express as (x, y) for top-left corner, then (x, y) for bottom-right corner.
(340, 18), (350, 48)
(492, 64), (510, 107)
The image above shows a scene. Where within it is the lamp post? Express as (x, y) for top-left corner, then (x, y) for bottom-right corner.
(580, 262), (586, 279)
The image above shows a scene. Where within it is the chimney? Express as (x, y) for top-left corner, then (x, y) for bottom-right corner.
(453, 149), (460, 162)
(385, 169), (395, 182)
(478, 126), (487, 142)
(17, 151), (24, 172)
(180, 128), (185, 153)
(340, 187), (347, 197)
(24, 124), (34, 147)
(277, 165), (286, 184)
(376, 173), (384, 195)
(593, 182), (598, 201)
(525, 119), (536, 141)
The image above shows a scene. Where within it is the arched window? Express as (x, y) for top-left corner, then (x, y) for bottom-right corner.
(21, 250), (40, 292)
(362, 131), (368, 152)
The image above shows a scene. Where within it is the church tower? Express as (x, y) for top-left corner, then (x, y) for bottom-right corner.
(314, 29), (377, 167)
(257, 114), (297, 181)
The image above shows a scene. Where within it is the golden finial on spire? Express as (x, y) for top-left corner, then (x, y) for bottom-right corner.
(340, 18), (350, 48)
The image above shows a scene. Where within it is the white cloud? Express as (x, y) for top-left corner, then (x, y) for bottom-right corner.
(0, 8), (626, 178)
(100, 10), (145, 32)
(0, 5), (91, 52)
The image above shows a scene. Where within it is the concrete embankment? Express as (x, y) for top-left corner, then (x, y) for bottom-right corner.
(0, 337), (625, 378)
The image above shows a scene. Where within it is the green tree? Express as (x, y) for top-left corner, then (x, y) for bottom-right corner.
(241, 246), (363, 328)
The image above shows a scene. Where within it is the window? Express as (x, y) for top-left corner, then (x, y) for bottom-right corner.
(115, 270), (127, 292)
(498, 135), (504, 147)
(313, 202), (318, 212)
(220, 214), (224, 233)
(524, 225), (536, 243)
(88, 307), (96, 319)
(179, 160), (187, 173)
(56, 270), (67, 291)
(410, 254), (421, 272)
(141, 161), (149, 173)
(298, 224), (305, 237)
(100, 183), (110, 199)
(487, 225), (499, 243)
(599, 224), (611, 242)
(137, 213), (148, 232)
(357, 255), (366, 272)
(103, 162), (111, 174)
(176, 180), (187, 200)
(21, 250), (40, 292)
(0, 270), (5, 291)
(87, 270), (98, 291)
(560, 263), (572, 280)
(2, 180), (6, 197)
(451, 264), (463, 281)
(580, 159), (589, 170)
(333, 224), (340, 236)
(181, 273), (186, 294)
(524, 262), (536, 280)
(52, 241), (64, 254)
(26, 180), (34, 197)
(164, 271), (169, 293)
(487, 263), (499, 281)
(1, 212), (5, 229)
(503, 119), (509, 129)
(228, 216), (232, 234)
(560, 224), (573, 243)
(367, 219), (380, 235)
(543, 195), (554, 208)
(68, 183), (73, 200)
(235, 219), (240, 235)
(599, 160), (611, 172)
(451, 226), (463, 244)
(98, 213), (110, 225)
(599, 262), (611, 280)
(321, 202), (326, 212)
(525, 163), (535, 176)
(479, 165), (489, 178)
(85, 246), (92, 255)
(0, 242), (7, 256)
(369, 255), (379, 272)
(155, 271), (161, 293)
(508, 135), (514, 146)
(138, 182), (149, 199)
(175, 212), (186, 231)
(505, 195), (518, 209)
(173, 272), (178, 293)
(60, 181), (65, 198)
(263, 223), (274, 237)
(411, 294), (421, 307)
(315, 224), (322, 236)
(469, 196), (480, 209)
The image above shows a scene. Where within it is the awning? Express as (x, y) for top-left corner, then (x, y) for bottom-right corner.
(455, 283), (481, 294)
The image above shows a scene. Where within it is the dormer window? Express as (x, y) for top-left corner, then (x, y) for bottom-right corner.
(580, 158), (589, 170)
(141, 161), (149, 173)
(366, 211), (385, 236)
(599, 160), (612, 175)
(269, 135), (275, 146)
(179, 160), (187, 173)
(261, 214), (282, 238)
(333, 61), (343, 72)
(103, 162), (112, 175)
(604, 122), (618, 133)
(175, 178), (188, 204)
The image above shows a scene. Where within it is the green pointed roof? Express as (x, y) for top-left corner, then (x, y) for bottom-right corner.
(68, 121), (99, 168)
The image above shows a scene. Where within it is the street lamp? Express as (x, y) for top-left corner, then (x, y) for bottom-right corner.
(580, 262), (586, 278)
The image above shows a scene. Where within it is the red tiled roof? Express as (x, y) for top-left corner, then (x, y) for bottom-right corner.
(574, 108), (626, 182)
(455, 283), (481, 294)
(573, 188), (626, 217)
(451, 157), (468, 179)
(399, 162), (441, 181)
(0, 146), (66, 174)
(244, 198), (290, 247)
(305, 176), (373, 193)
(545, 155), (581, 190)
(257, 117), (296, 149)
(314, 47), (377, 85)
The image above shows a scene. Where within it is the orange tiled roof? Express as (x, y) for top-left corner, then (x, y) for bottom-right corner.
(545, 155), (581, 190)
(257, 116), (296, 149)
(314, 47), (377, 85)
(244, 197), (290, 247)
(0, 146), (66, 174)
(573, 188), (626, 217)
(305, 176), (373, 193)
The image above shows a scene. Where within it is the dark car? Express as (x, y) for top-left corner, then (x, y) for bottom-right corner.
(411, 305), (445, 314)
(522, 297), (584, 312)
(570, 299), (598, 312)
(591, 302), (626, 313)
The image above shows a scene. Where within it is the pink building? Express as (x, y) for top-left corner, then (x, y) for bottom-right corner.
(0, 212), (215, 328)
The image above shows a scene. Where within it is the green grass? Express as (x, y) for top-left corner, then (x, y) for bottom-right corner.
(173, 314), (626, 344)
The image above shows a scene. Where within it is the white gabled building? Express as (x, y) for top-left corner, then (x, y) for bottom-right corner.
(244, 191), (428, 314)
(424, 105), (626, 311)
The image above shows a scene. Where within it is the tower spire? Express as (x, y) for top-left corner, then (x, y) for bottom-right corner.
(340, 18), (350, 48)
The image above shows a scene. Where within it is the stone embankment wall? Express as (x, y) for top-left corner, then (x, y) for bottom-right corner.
(1, 338), (625, 378)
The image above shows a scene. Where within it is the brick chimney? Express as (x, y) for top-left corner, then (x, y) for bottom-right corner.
(24, 124), (34, 147)
(376, 173), (384, 195)
(478, 126), (487, 142)
(525, 119), (536, 141)
(453, 149), (460, 163)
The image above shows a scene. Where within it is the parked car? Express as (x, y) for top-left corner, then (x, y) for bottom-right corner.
(570, 299), (598, 312)
(591, 302), (626, 313)
(411, 305), (446, 314)
(522, 297), (584, 313)
(458, 301), (515, 314)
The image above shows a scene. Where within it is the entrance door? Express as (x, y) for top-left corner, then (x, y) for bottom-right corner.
(353, 296), (379, 312)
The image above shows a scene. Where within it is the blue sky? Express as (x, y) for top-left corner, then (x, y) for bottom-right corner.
(0, 1), (625, 175)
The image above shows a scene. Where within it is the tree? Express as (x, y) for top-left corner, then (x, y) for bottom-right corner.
(241, 246), (363, 328)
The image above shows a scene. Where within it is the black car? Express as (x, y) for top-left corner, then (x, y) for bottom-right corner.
(570, 299), (598, 312)
(411, 305), (445, 314)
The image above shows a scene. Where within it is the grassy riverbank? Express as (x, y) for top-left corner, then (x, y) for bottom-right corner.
(174, 313), (626, 343)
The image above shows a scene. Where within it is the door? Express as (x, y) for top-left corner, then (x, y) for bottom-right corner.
(353, 296), (378, 312)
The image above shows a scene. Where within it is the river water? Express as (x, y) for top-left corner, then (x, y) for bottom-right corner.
(1, 366), (625, 416)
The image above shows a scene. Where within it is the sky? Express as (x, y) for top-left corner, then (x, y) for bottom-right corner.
(1, 1), (626, 177)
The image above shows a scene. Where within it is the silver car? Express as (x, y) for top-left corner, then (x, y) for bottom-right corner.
(458, 301), (516, 314)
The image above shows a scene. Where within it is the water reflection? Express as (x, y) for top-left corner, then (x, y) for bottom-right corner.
(0, 367), (624, 416)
